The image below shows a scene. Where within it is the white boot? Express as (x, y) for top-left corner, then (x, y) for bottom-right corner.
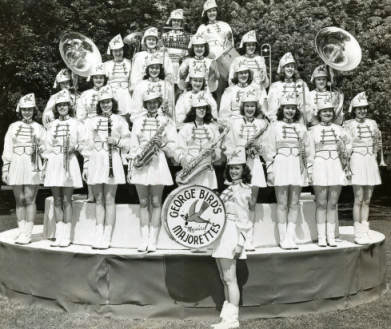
(326, 223), (337, 247)
(317, 223), (327, 247)
(212, 303), (239, 329)
(14, 220), (26, 240)
(92, 223), (104, 249)
(15, 221), (33, 245)
(50, 222), (63, 247)
(137, 225), (149, 252)
(361, 221), (371, 243)
(286, 222), (298, 249)
(211, 301), (229, 328)
(278, 223), (289, 249)
(101, 225), (113, 249)
(59, 222), (71, 247)
(148, 226), (160, 252)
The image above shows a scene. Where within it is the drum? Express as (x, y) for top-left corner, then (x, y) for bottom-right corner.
(216, 47), (240, 81)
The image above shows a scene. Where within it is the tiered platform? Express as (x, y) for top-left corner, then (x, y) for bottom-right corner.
(0, 220), (386, 319)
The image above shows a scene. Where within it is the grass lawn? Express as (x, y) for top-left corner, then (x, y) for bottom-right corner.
(0, 210), (390, 329)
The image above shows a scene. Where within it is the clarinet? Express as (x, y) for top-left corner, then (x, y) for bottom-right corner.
(107, 115), (114, 178)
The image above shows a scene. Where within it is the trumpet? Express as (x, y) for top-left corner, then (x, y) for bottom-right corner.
(31, 135), (40, 173)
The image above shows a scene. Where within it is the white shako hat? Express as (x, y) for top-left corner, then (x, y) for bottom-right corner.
(167, 9), (184, 24)
(87, 63), (106, 82)
(277, 52), (295, 74)
(227, 147), (246, 165)
(143, 89), (162, 102)
(280, 91), (298, 106)
(316, 93), (336, 113)
(141, 27), (159, 46)
(55, 89), (72, 105)
(234, 60), (250, 73)
(239, 30), (257, 48)
(146, 52), (164, 67)
(348, 92), (369, 113)
(188, 33), (207, 48)
(202, 0), (218, 17)
(188, 62), (207, 79)
(98, 85), (114, 102)
(53, 68), (71, 89)
(240, 88), (259, 104)
(311, 64), (328, 82)
(106, 34), (124, 55)
(16, 93), (36, 112)
(191, 93), (209, 108)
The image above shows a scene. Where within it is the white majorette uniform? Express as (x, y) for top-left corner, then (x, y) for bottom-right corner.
(225, 117), (268, 188)
(42, 91), (84, 188)
(267, 52), (311, 122)
(128, 92), (177, 186)
(42, 69), (77, 127)
(131, 53), (175, 120)
(229, 30), (269, 90)
(130, 27), (174, 91)
(76, 63), (107, 121)
(197, 1), (233, 59)
(212, 148), (251, 260)
(176, 96), (221, 188)
(104, 34), (132, 116)
(178, 34), (219, 92)
(2, 94), (45, 186)
(162, 9), (188, 84)
(309, 65), (344, 126)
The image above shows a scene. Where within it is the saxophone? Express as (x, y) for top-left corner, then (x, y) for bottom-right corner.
(176, 127), (229, 185)
(245, 122), (269, 159)
(133, 121), (168, 169)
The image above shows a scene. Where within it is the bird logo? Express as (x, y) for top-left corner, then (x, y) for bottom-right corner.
(180, 200), (211, 229)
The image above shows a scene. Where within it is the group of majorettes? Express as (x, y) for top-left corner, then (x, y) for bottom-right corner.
(1, 1), (382, 328)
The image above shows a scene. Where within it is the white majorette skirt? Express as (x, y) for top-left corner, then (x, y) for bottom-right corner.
(312, 154), (346, 186)
(130, 151), (173, 186)
(110, 83), (132, 116)
(44, 153), (83, 188)
(212, 218), (246, 260)
(180, 168), (218, 189)
(272, 154), (308, 187)
(350, 152), (381, 186)
(87, 149), (125, 185)
(7, 153), (42, 186)
(247, 156), (267, 188)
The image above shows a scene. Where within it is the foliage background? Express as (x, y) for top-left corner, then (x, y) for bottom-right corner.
(1, 0), (391, 157)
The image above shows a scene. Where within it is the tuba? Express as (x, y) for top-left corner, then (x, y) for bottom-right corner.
(59, 31), (102, 78)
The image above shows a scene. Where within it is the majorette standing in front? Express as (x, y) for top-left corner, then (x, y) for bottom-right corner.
(42, 89), (85, 248)
(228, 30), (269, 90)
(176, 94), (223, 189)
(104, 34), (132, 116)
(127, 90), (177, 252)
(2, 94), (45, 244)
(219, 61), (266, 122)
(308, 64), (344, 126)
(264, 92), (311, 249)
(131, 52), (175, 120)
(130, 27), (174, 93)
(267, 52), (311, 123)
(308, 94), (351, 247)
(178, 33), (220, 95)
(343, 92), (382, 244)
(175, 61), (218, 128)
(211, 147), (252, 329)
(76, 62), (108, 202)
(224, 90), (268, 251)
(82, 85), (131, 249)
(42, 68), (77, 127)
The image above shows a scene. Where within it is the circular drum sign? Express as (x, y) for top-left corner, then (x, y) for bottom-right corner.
(163, 185), (226, 249)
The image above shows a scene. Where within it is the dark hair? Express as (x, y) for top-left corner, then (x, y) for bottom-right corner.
(183, 105), (213, 123)
(231, 70), (253, 85)
(201, 8), (219, 24)
(143, 97), (162, 110)
(188, 43), (210, 58)
(97, 98), (119, 115)
(143, 64), (166, 80)
(17, 107), (39, 121)
(350, 106), (368, 119)
(240, 101), (261, 117)
(276, 105), (301, 122)
(185, 77), (207, 91)
(89, 75), (108, 88)
(316, 108), (336, 122)
(223, 164), (252, 184)
(238, 42), (259, 56)
(276, 65), (301, 82)
(168, 19), (183, 28)
(53, 102), (75, 119)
